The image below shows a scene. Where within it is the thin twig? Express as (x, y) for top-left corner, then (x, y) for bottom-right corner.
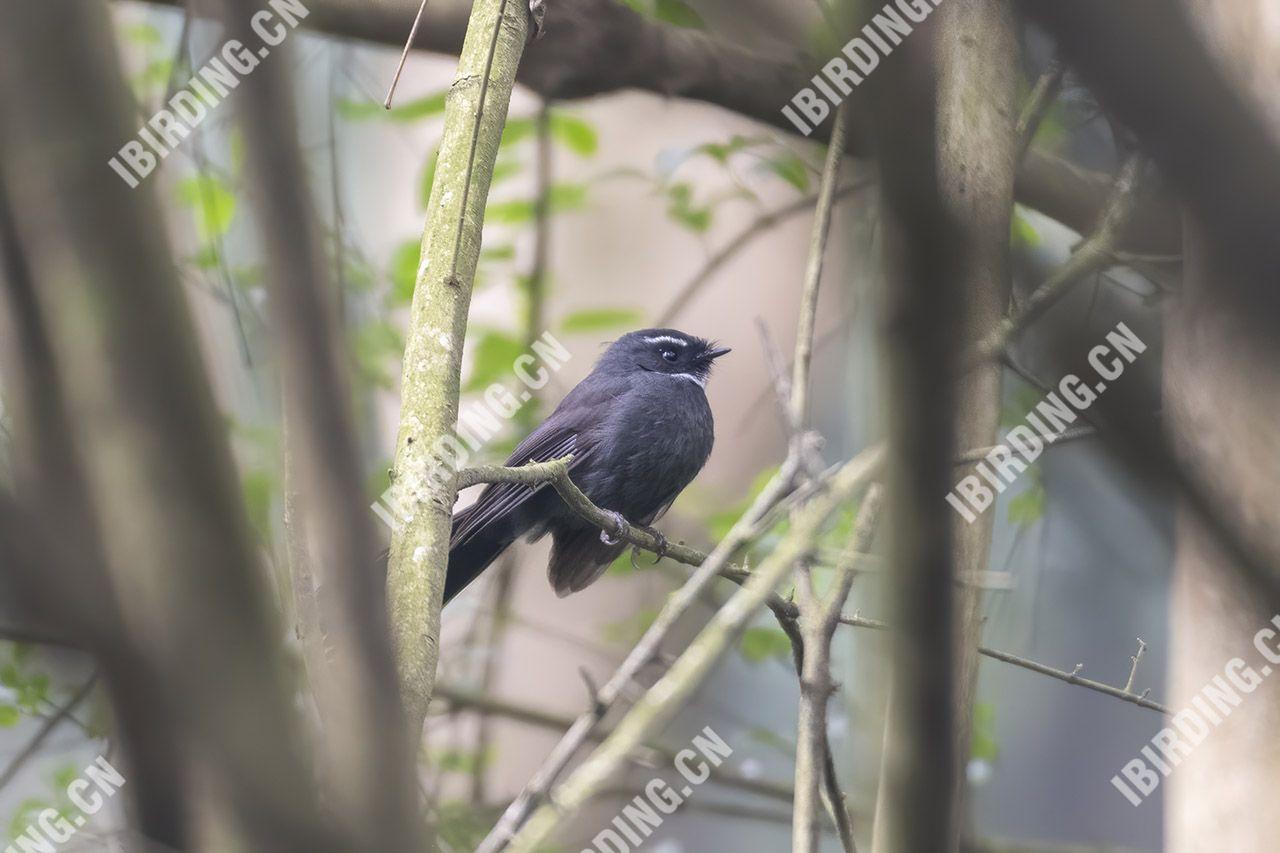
(656, 181), (871, 326)
(383, 0), (432, 109)
(474, 454), (806, 853)
(974, 154), (1146, 362)
(505, 448), (883, 852)
(1016, 60), (1066, 160)
(0, 676), (97, 793)
(781, 101), (859, 853)
(1123, 638), (1147, 694)
(838, 614), (1166, 714)
(434, 685), (799, 803)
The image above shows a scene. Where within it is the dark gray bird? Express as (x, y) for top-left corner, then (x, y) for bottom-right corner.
(445, 328), (729, 603)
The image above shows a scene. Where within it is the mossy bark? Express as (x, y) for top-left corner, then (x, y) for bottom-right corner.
(387, 0), (529, 733)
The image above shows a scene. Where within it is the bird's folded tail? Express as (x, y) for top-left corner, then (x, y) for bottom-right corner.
(444, 504), (521, 604)
(548, 525), (627, 597)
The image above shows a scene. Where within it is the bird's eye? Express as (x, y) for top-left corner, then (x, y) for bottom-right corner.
(661, 349), (678, 362)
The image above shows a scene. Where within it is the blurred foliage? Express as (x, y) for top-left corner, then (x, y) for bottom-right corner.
(739, 626), (793, 665)
(619, 0), (706, 29)
(970, 701), (1001, 763)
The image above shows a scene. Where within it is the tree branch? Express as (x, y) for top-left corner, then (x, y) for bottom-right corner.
(135, 0), (1181, 254)
(506, 447), (883, 851)
(385, 0), (529, 735)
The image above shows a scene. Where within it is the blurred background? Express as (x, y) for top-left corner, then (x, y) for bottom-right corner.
(4, 1), (1261, 851)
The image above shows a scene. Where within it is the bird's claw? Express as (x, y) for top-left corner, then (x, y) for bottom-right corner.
(643, 527), (669, 563)
(600, 510), (629, 545)
(527, 0), (547, 41)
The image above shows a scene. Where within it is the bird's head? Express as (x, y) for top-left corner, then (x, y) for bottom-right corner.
(602, 328), (731, 387)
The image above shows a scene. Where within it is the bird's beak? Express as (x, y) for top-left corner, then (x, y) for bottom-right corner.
(705, 346), (732, 360)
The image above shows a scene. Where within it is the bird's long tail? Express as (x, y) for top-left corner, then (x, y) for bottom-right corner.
(443, 505), (521, 604)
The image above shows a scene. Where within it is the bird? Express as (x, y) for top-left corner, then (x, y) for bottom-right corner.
(444, 328), (730, 604)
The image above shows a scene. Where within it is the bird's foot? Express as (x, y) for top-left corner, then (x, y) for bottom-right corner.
(600, 510), (630, 545)
(641, 526), (668, 563)
(527, 0), (547, 41)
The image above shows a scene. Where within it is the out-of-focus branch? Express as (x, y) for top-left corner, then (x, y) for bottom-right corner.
(213, 0), (423, 843)
(793, 487), (881, 853)
(134, 0), (1181, 255)
(934, 2), (1020, 844)
(0, 676), (97, 793)
(658, 180), (871, 327)
(1020, 0), (1280, 316)
(976, 154), (1146, 361)
(434, 684), (798, 803)
(506, 447), (883, 852)
(1016, 60), (1065, 160)
(0, 4), (330, 847)
(384, 0), (528, 735)
(863, 7), (962, 850)
(474, 451), (805, 852)
(777, 100), (859, 853)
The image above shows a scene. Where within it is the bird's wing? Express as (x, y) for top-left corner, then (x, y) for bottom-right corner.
(450, 424), (594, 548)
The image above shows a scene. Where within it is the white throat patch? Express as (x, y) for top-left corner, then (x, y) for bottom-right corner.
(666, 372), (705, 388)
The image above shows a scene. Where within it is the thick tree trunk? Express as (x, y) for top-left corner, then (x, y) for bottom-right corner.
(1166, 3), (1280, 849)
(934, 0), (1019, 841)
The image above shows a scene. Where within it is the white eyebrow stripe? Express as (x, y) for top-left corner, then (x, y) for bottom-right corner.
(642, 335), (688, 347)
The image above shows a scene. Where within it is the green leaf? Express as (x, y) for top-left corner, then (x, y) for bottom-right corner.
(337, 90), (448, 122)
(480, 244), (516, 263)
(653, 0), (705, 28)
(500, 117), (538, 148)
(549, 113), (599, 157)
(489, 158), (523, 186)
(9, 798), (50, 839)
(605, 550), (636, 576)
(666, 183), (712, 233)
(485, 199), (537, 225)
(0, 664), (18, 689)
(0, 705), (19, 727)
(433, 746), (493, 774)
(122, 22), (164, 47)
(389, 240), (422, 305)
(1007, 483), (1045, 526)
(970, 701), (1000, 762)
(560, 308), (644, 333)
(740, 626), (792, 664)
(695, 134), (763, 165)
(176, 176), (237, 241)
(1000, 384), (1042, 429)
(548, 182), (588, 212)
(486, 183), (588, 224)
(463, 331), (525, 393)
(52, 765), (78, 791)
(1011, 208), (1041, 248)
(764, 155), (811, 192)
(135, 57), (174, 92)
(240, 467), (275, 545)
